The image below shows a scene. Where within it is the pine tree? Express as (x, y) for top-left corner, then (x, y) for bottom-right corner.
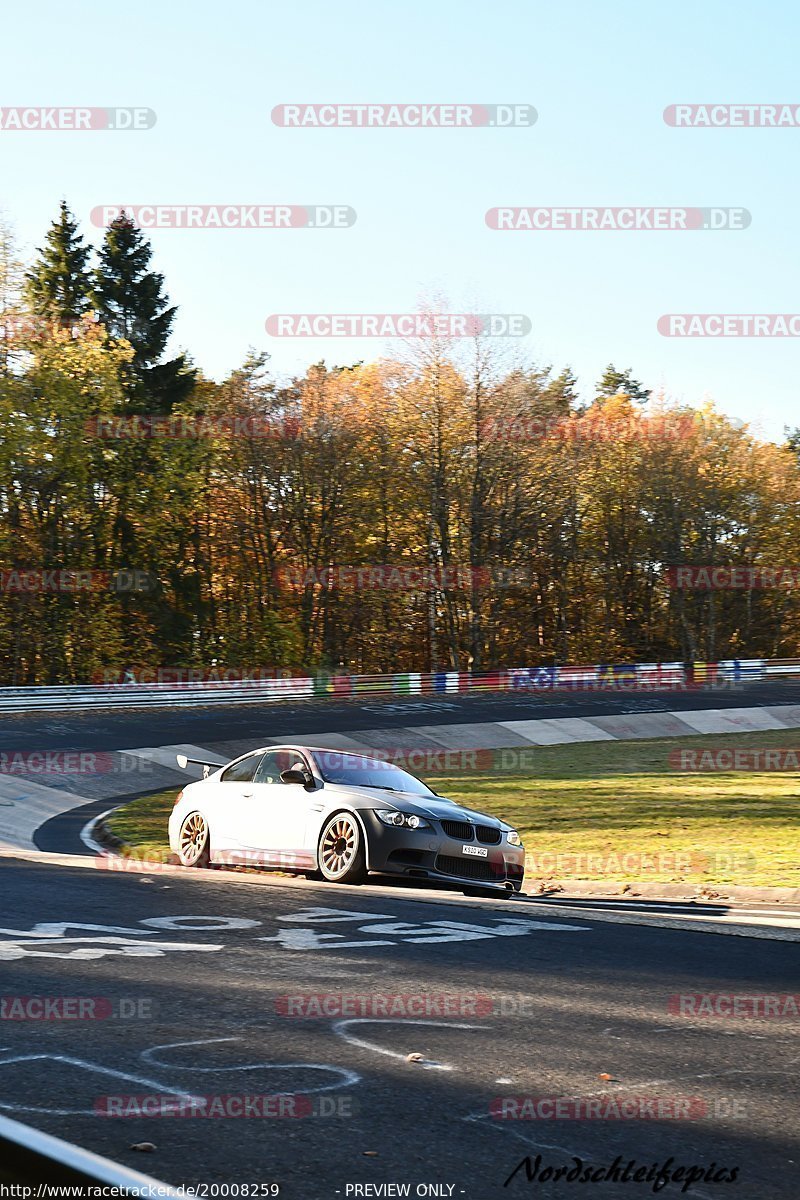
(543, 367), (579, 415)
(94, 212), (195, 411)
(596, 363), (651, 404)
(26, 201), (93, 324)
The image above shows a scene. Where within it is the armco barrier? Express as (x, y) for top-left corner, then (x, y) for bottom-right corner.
(0, 657), (778, 714)
(0, 657), (782, 710)
(0, 1110), (178, 1192)
(762, 657), (800, 677)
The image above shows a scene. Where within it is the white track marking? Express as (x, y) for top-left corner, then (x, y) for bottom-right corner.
(0, 921), (163, 938)
(332, 1018), (482, 1071)
(534, 899), (800, 918)
(0, 914), (259, 959)
(140, 1038), (359, 1091)
(356, 922), (495, 943)
(140, 915), (259, 931)
(0, 1054), (203, 1116)
(359, 918), (590, 942)
(80, 810), (111, 854)
(258, 929), (394, 950)
(465, 1108), (586, 1158)
(263, 911), (589, 950)
(429, 918), (591, 934)
(279, 907), (398, 923)
(521, 901), (800, 941)
(0, 937), (223, 960)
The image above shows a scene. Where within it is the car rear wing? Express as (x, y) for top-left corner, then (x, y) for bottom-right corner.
(176, 753), (226, 778)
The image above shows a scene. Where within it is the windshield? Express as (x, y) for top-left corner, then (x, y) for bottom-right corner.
(314, 751), (436, 796)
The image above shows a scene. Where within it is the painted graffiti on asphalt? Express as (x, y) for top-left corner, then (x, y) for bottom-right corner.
(261, 907), (589, 949)
(0, 908), (588, 958)
(0, 916), (253, 960)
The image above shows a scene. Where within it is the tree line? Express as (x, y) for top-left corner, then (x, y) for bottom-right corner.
(0, 203), (799, 685)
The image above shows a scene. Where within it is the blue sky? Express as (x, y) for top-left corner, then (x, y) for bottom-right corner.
(1, 0), (797, 440)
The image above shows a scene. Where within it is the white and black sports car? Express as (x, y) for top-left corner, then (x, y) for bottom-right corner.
(168, 745), (525, 896)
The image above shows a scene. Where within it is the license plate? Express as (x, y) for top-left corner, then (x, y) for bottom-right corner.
(462, 844), (488, 858)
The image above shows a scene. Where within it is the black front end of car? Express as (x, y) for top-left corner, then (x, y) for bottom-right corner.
(359, 808), (525, 893)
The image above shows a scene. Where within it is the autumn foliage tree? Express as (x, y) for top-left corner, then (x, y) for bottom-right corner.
(1, 209), (800, 682)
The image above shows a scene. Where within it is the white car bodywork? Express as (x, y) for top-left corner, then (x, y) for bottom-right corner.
(168, 743), (525, 891)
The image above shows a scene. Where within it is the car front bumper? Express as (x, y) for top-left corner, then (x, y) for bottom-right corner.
(359, 810), (525, 891)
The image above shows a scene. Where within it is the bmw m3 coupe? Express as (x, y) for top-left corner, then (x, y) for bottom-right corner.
(169, 745), (525, 896)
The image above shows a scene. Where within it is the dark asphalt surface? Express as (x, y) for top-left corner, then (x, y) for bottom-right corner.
(34, 789), (167, 856)
(0, 859), (797, 1199)
(2, 679), (800, 753)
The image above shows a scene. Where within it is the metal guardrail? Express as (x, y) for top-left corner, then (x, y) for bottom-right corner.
(0, 1111), (178, 1192)
(764, 659), (800, 676)
(0, 658), (782, 714)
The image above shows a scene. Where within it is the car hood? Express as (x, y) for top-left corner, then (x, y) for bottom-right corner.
(326, 784), (508, 829)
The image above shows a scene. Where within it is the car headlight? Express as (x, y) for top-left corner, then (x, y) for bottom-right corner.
(376, 809), (431, 830)
(507, 829), (523, 846)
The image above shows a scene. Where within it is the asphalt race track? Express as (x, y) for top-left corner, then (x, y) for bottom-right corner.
(3, 677), (800, 755)
(0, 859), (798, 1199)
(1, 683), (800, 1197)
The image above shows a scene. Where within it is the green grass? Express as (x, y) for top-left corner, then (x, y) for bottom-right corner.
(105, 727), (800, 889)
(104, 789), (178, 863)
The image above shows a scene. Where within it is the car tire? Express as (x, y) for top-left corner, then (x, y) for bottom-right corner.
(317, 812), (367, 884)
(177, 811), (211, 868)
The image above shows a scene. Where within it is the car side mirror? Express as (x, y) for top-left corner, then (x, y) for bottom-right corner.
(281, 767), (311, 786)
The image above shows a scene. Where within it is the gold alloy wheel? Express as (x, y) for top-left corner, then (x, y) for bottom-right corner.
(320, 814), (359, 879)
(179, 811), (208, 865)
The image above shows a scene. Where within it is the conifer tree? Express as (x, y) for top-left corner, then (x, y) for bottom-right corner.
(596, 363), (651, 404)
(94, 212), (195, 411)
(26, 200), (93, 324)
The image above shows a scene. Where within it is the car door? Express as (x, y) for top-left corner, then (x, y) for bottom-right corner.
(211, 751), (266, 854)
(237, 749), (317, 869)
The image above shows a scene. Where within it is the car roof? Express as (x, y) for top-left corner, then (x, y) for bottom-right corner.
(238, 745), (378, 759)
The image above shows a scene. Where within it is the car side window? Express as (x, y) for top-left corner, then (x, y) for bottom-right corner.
(254, 749), (311, 785)
(220, 752), (265, 783)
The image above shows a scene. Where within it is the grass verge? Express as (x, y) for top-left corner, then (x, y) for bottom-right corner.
(104, 727), (800, 889)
